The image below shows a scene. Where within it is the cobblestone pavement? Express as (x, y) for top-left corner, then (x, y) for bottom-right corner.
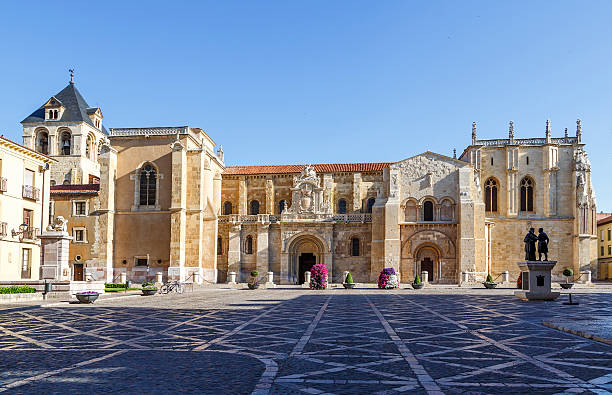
(1, 288), (611, 394)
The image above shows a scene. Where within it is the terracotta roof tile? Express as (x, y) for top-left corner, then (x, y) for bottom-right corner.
(51, 184), (100, 195)
(598, 214), (612, 226)
(224, 162), (391, 175)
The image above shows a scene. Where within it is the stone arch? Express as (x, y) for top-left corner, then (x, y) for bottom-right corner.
(401, 229), (458, 284)
(58, 127), (72, 155)
(401, 198), (419, 222)
(439, 197), (456, 221)
(283, 231), (332, 285)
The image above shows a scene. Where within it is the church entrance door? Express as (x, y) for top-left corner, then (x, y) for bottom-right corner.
(299, 253), (316, 284)
(73, 264), (84, 281)
(420, 258), (433, 282)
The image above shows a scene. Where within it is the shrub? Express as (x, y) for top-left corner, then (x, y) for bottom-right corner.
(486, 274), (493, 283)
(309, 264), (328, 290)
(104, 283), (126, 289)
(141, 282), (154, 288)
(0, 285), (36, 294)
(345, 272), (354, 284)
(378, 268), (397, 289)
(251, 270), (259, 278)
(563, 268), (574, 277)
(413, 274), (421, 285)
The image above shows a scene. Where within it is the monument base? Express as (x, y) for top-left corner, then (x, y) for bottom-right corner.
(514, 261), (560, 301)
(514, 290), (560, 301)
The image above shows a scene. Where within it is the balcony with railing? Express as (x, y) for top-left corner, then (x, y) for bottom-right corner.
(20, 227), (39, 241)
(218, 213), (372, 224)
(0, 177), (6, 193)
(22, 185), (40, 201)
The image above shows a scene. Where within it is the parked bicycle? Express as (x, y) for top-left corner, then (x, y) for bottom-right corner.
(160, 281), (185, 294)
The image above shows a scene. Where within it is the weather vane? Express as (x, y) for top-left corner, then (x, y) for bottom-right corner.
(69, 68), (75, 84)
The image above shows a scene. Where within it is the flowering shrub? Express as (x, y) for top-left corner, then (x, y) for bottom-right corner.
(378, 268), (398, 289)
(77, 291), (99, 294)
(309, 264), (328, 290)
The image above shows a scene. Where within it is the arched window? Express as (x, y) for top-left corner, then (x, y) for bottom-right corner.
(351, 237), (360, 256)
(338, 199), (347, 214)
(245, 235), (253, 254)
(484, 178), (498, 212)
(37, 131), (48, 155)
(279, 200), (288, 214)
(366, 198), (375, 213)
(217, 237), (222, 255)
(61, 132), (71, 155)
(223, 201), (233, 215)
(250, 200), (260, 215)
(423, 201), (434, 221)
(520, 177), (534, 212)
(404, 200), (417, 221)
(53, 110), (58, 119)
(139, 164), (157, 206)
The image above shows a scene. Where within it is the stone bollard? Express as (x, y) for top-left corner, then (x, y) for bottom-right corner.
(155, 272), (163, 284)
(421, 271), (429, 284)
(120, 273), (127, 284)
(304, 271), (311, 285)
(228, 271), (237, 284)
(502, 271), (509, 284)
(192, 272), (200, 284)
(325, 274), (329, 288)
(580, 270), (592, 284)
(267, 271), (274, 283)
(462, 271), (469, 284)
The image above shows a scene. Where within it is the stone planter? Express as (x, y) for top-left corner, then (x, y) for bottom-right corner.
(343, 283), (356, 289)
(483, 282), (498, 289)
(248, 283), (260, 290)
(76, 292), (99, 304)
(411, 283), (424, 290)
(141, 288), (157, 296)
(560, 283), (574, 289)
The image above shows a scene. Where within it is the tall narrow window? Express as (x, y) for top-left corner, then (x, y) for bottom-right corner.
(608, 229), (611, 241)
(338, 199), (347, 214)
(366, 198), (375, 213)
(490, 157), (494, 166)
(520, 177), (534, 212)
(217, 237), (222, 255)
(423, 201), (434, 221)
(351, 237), (360, 256)
(223, 201), (233, 215)
(139, 164), (157, 206)
(245, 235), (253, 254)
(61, 132), (71, 155)
(37, 132), (49, 155)
(484, 178), (498, 212)
(279, 200), (288, 214)
(250, 200), (260, 215)
(21, 249), (31, 279)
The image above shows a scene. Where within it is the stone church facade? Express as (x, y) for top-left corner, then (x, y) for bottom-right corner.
(20, 81), (599, 284)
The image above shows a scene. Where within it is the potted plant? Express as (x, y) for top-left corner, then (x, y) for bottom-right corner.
(343, 272), (356, 289)
(309, 264), (328, 290)
(141, 282), (157, 296)
(483, 274), (498, 289)
(378, 268), (399, 289)
(248, 270), (260, 290)
(411, 274), (424, 289)
(561, 268), (574, 289)
(75, 291), (99, 304)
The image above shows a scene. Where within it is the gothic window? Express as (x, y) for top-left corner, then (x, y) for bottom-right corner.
(139, 164), (157, 206)
(61, 132), (71, 155)
(245, 235), (253, 254)
(520, 177), (534, 212)
(351, 237), (360, 256)
(223, 201), (233, 215)
(484, 178), (498, 212)
(366, 198), (375, 213)
(250, 200), (260, 215)
(279, 200), (288, 214)
(423, 200), (434, 221)
(37, 131), (48, 155)
(338, 199), (347, 214)
(217, 237), (222, 255)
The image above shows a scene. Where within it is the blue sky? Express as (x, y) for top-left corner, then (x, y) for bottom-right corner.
(1, 1), (611, 209)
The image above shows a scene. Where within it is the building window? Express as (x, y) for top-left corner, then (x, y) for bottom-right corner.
(245, 235), (253, 254)
(223, 201), (232, 215)
(490, 157), (494, 166)
(21, 249), (31, 279)
(338, 199), (347, 214)
(526, 156), (529, 165)
(61, 132), (71, 155)
(484, 178), (498, 212)
(366, 198), (375, 213)
(23, 209), (33, 228)
(74, 229), (85, 242)
(608, 229), (611, 241)
(279, 200), (288, 214)
(602, 230), (605, 242)
(217, 237), (222, 255)
(139, 164), (157, 206)
(520, 177), (534, 212)
(351, 237), (360, 256)
(250, 200), (260, 215)
(135, 258), (148, 266)
(74, 201), (87, 216)
(602, 246), (605, 256)
(423, 201), (434, 221)
(609, 245), (611, 256)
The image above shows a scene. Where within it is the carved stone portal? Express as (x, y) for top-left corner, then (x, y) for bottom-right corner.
(284, 165), (330, 216)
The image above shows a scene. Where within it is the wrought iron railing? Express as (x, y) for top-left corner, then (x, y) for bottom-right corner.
(22, 185), (40, 201)
(21, 227), (39, 241)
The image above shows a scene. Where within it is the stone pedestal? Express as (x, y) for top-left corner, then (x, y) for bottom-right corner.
(264, 271), (275, 288)
(421, 271), (429, 284)
(502, 271), (509, 284)
(515, 261), (560, 301)
(155, 272), (163, 284)
(302, 271), (311, 288)
(39, 231), (72, 281)
(228, 271), (237, 284)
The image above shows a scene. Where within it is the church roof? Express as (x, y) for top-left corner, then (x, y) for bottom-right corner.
(224, 162), (391, 175)
(21, 83), (108, 135)
(50, 183), (100, 196)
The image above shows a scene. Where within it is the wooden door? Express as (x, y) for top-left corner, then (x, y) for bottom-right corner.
(74, 264), (84, 281)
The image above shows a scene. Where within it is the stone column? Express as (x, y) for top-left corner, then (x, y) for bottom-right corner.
(95, 144), (117, 282)
(265, 179), (274, 214)
(39, 231), (73, 281)
(227, 224), (242, 280)
(169, 139), (187, 281)
(256, 223), (269, 275)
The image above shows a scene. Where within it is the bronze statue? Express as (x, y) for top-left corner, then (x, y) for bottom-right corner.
(524, 228), (538, 261)
(538, 228), (549, 261)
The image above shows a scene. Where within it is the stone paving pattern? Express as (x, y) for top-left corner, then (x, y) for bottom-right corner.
(0, 288), (611, 394)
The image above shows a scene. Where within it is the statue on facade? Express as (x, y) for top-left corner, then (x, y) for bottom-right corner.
(523, 228), (538, 261)
(537, 228), (549, 261)
(46, 216), (68, 232)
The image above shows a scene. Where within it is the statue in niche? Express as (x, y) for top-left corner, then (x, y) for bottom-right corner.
(523, 228), (538, 261)
(537, 228), (549, 261)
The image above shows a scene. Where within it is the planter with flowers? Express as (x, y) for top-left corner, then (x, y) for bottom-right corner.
(483, 274), (498, 289)
(378, 268), (399, 289)
(343, 272), (355, 289)
(411, 274), (424, 289)
(309, 264), (328, 290)
(141, 282), (157, 296)
(560, 268), (574, 289)
(75, 291), (99, 304)
(248, 270), (260, 290)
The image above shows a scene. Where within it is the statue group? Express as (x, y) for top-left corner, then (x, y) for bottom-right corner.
(524, 228), (549, 261)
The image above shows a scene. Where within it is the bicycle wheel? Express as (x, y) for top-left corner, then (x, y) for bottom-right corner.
(160, 284), (169, 294)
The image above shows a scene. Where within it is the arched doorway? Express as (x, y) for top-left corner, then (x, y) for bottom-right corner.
(286, 234), (326, 284)
(415, 245), (440, 282)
